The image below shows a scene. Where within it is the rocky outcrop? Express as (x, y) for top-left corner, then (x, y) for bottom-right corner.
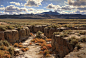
(44, 28), (61, 38)
(52, 35), (73, 58)
(27, 25), (48, 33)
(0, 31), (5, 40)
(2, 27), (30, 43)
(18, 27), (30, 42)
(27, 25), (33, 32)
(4, 30), (19, 43)
(33, 25), (42, 33)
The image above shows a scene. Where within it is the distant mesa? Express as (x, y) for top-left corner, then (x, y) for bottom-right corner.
(0, 11), (86, 19)
(39, 11), (60, 15)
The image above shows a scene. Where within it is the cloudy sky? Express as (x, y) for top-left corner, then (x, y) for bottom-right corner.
(0, 0), (86, 15)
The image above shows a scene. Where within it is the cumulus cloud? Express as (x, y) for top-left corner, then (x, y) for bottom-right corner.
(68, 0), (86, 7)
(61, 5), (75, 10)
(10, 2), (20, 6)
(0, 7), (5, 11)
(1, 5), (3, 6)
(4, 5), (27, 14)
(5, 5), (24, 12)
(28, 8), (49, 14)
(24, 0), (43, 7)
(46, 3), (75, 11)
(46, 3), (61, 10)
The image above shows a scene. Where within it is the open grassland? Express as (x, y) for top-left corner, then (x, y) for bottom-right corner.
(0, 19), (86, 25)
(1, 19), (86, 29)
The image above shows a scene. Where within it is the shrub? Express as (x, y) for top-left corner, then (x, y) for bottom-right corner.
(69, 39), (78, 46)
(21, 48), (29, 52)
(79, 31), (86, 35)
(0, 27), (6, 31)
(3, 40), (10, 47)
(60, 33), (68, 37)
(36, 31), (43, 38)
(17, 27), (23, 31)
(31, 39), (35, 42)
(68, 36), (78, 47)
(0, 40), (10, 47)
(0, 41), (3, 46)
(8, 47), (14, 57)
(25, 48), (29, 51)
(53, 32), (60, 35)
(6, 26), (14, 30)
(19, 42), (22, 45)
(79, 36), (86, 42)
(46, 44), (52, 49)
(43, 50), (50, 55)
(39, 51), (43, 54)
(0, 46), (5, 50)
(0, 50), (5, 58)
(43, 46), (47, 50)
(51, 25), (58, 28)
(75, 43), (82, 50)
(18, 45), (23, 48)
(4, 54), (11, 58)
(14, 43), (19, 47)
(46, 54), (51, 57)
(46, 39), (52, 41)
(21, 48), (26, 52)
(78, 34), (81, 36)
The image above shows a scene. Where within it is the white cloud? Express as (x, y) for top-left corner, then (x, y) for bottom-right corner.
(46, 3), (61, 10)
(0, 7), (5, 11)
(28, 8), (49, 14)
(68, 0), (86, 7)
(1, 5), (3, 6)
(28, 8), (35, 11)
(4, 5), (27, 14)
(10, 2), (20, 6)
(24, 0), (43, 7)
(61, 5), (75, 10)
(46, 3), (75, 11)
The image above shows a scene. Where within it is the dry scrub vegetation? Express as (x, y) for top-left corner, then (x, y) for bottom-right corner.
(0, 19), (86, 58)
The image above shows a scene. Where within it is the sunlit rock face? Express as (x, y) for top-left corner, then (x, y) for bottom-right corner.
(27, 25), (33, 32)
(33, 25), (42, 33)
(0, 27), (30, 44)
(18, 27), (30, 42)
(27, 25), (47, 33)
(52, 35), (73, 58)
(44, 28), (60, 38)
(4, 30), (19, 43)
(0, 31), (5, 40)
(24, 27), (30, 36)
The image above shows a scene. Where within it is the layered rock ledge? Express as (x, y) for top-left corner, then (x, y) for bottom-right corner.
(0, 27), (30, 44)
(52, 35), (73, 58)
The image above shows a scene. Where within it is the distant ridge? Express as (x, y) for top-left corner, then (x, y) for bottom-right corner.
(0, 11), (86, 19)
(39, 11), (60, 15)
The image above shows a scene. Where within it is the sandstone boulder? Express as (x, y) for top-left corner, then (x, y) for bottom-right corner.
(33, 25), (42, 33)
(18, 27), (30, 42)
(18, 28), (27, 42)
(27, 25), (33, 32)
(41, 25), (48, 32)
(4, 30), (19, 43)
(24, 27), (30, 36)
(52, 35), (73, 58)
(44, 28), (60, 38)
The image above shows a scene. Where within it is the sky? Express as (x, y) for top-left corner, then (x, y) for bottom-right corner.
(0, 0), (86, 15)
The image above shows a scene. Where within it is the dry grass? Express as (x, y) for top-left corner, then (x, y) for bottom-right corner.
(0, 19), (86, 26)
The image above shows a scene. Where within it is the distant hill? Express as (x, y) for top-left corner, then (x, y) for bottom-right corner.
(0, 11), (86, 19)
(39, 11), (60, 15)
